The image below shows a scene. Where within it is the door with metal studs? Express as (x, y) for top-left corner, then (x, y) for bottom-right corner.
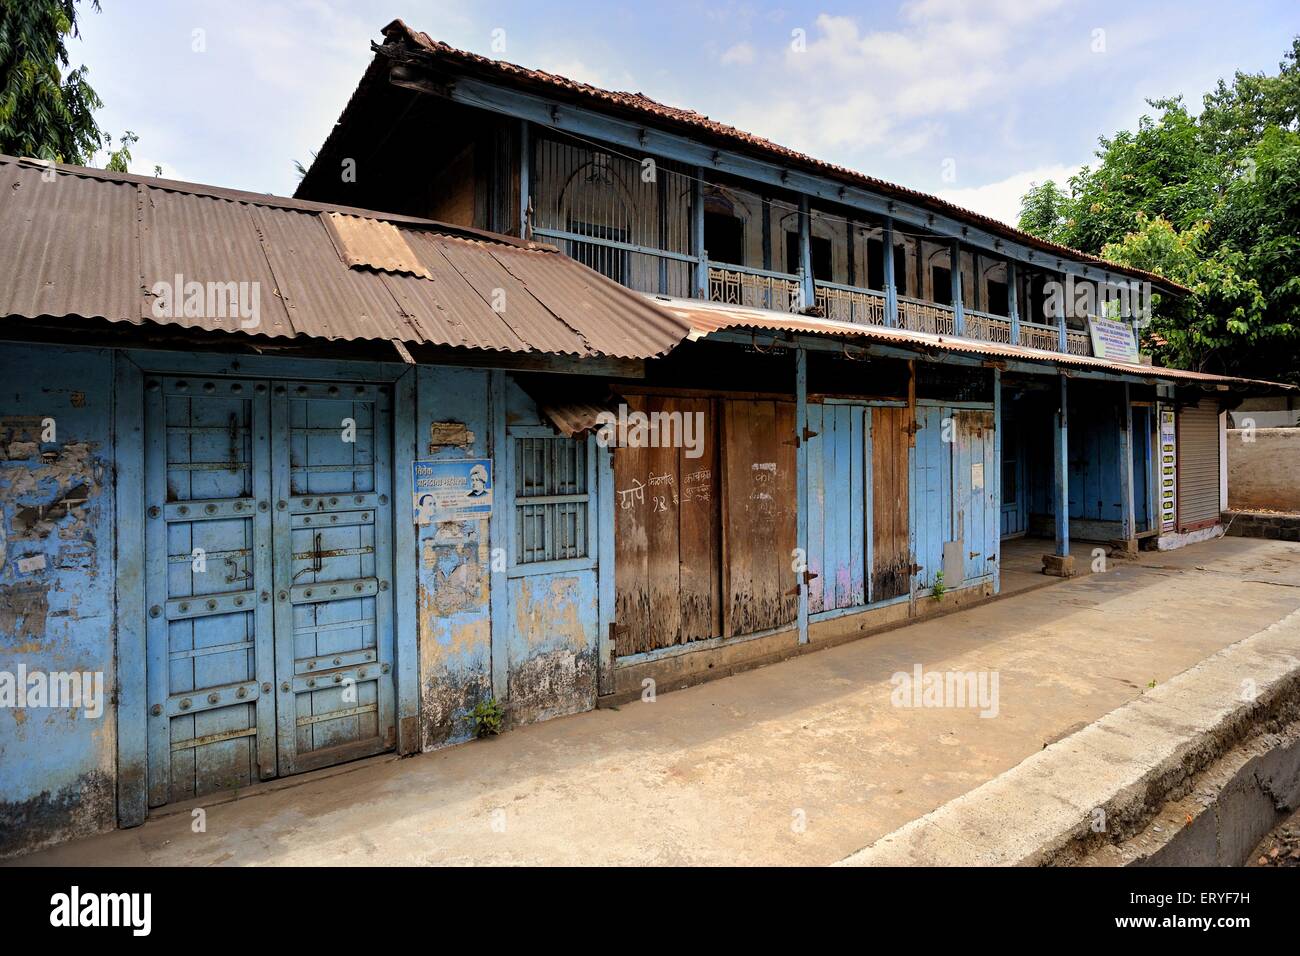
(144, 375), (395, 807)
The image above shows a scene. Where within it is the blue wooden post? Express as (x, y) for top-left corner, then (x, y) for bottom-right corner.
(518, 119), (530, 239)
(392, 367), (421, 755)
(799, 195), (814, 309)
(1054, 374), (1070, 557)
(796, 347), (810, 643)
(883, 217), (898, 327)
(692, 167), (707, 299)
(489, 370), (510, 702)
(1007, 260), (1020, 344)
(113, 353), (148, 827)
(951, 239), (965, 336)
(1121, 381), (1136, 547)
(993, 367), (1002, 593)
(596, 433), (616, 693)
(1057, 271), (1068, 352)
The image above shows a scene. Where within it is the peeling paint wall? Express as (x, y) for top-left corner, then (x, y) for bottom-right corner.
(416, 366), (493, 749)
(502, 378), (599, 727)
(0, 344), (116, 856)
(415, 369), (601, 746)
(1, 347), (607, 855)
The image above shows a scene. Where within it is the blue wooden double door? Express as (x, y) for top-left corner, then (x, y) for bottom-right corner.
(144, 375), (396, 806)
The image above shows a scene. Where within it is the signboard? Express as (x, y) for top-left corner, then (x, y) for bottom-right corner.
(1157, 404), (1177, 532)
(1087, 317), (1140, 363)
(412, 458), (492, 525)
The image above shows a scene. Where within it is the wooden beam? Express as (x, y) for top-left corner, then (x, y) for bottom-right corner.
(1007, 260), (1020, 345)
(951, 239), (965, 336)
(883, 217), (898, 327)
(795, 348), (810, 645)
(1054, 374), (1070, 557)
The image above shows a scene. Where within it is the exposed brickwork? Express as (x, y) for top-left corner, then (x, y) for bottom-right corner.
(1224, 511), (1300, 542)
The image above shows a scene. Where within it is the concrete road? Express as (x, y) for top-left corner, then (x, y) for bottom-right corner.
(15, 537), (1300, 866)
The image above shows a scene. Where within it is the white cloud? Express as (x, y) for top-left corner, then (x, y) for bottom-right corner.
(720, 42), (755, 65)
(936, 163), (1081, 226)
(721, 3), (1082, 164)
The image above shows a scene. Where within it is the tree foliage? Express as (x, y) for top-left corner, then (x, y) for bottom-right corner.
(0, 1), (141, 171)
(1018, 38), (1300, 381)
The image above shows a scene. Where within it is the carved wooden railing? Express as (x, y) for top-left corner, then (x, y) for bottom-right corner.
(814, 282), (889, 325)
(896, 295), (956, 336)
(708, 264), (802, 312)
(1065, 328), (1092, 356)
(965, 310), (1014, 344)
(1018, 321), (1060, 352)
(703, 268), (1096, 356)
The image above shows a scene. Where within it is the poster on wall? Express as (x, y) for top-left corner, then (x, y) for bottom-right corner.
(412, 458), (493, 526)
(1087, 317), (1140, 363)
(1157, 404), (1177, 532)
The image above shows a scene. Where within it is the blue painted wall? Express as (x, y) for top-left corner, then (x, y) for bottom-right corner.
(0, 343), (117, 855)
(413, 365), (496, 749)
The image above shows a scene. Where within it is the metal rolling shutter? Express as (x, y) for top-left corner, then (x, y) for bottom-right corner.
(1177, 401), (1221, 529)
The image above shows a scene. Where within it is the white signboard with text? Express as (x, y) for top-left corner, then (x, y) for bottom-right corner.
(1087, 317), (1140, 363)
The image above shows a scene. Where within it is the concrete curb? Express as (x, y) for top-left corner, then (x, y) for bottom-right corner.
(836, 607), (1300, 867)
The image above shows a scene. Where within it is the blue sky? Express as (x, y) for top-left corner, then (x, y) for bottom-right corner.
(69, 0), (1300, 225)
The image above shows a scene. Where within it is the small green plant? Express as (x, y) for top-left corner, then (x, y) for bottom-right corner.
(1146, 679), (1157, 689)
(469, 697), (505, 738)
(931, 571), (946, 601)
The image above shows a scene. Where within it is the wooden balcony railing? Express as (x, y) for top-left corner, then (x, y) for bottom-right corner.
(1018, 321), (1060, 352)
(965, 309), (1013, 344)
(896, 295), (956, 336)
(815, 282), (889, 325)
(702, 265), (1096, 357)
(708, 264), (802, 312)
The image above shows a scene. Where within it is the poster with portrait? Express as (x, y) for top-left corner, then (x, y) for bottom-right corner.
(412, 458), (493, 525)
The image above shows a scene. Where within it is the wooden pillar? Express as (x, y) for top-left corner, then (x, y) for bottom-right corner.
(1056, 271), (1068, 352)
(795, 347), (809, 644)
(1053, 374), (1070, 559)
(883, 217), (898, 327)
(518, 120), (531, 240)
(951, 239), (965, 335)
(993, 367), (1002, 593)
(692, 167), (707, 299)
(799, 195), (814, 309)
(1007, 260), (1020, 344)
(1120, 381), (1137, 551)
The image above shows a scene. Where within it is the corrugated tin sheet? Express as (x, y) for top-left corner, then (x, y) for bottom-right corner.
(653, 295), (1291, 391)
(324, 213), (433, 279)
(0, 155), (693, 359)
(359, 19), (1185, 295)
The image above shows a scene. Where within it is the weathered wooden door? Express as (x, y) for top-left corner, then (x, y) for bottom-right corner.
(269, 380), (396, 775)
(911, 406), (952, 592)
(951, 410), (998, 584)
(871, 405), (911, 601)
(144, 375), (275, 806)
(806, 403), (867, 612)
(144, 375), (395, 806)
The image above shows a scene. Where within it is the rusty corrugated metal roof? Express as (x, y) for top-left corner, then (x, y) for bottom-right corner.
(325, 19), (1185, 296)
(0, 154), (693, 359)
(652, 296), (1292, 391)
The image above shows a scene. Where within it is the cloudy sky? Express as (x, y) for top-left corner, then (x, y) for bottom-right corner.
(70, 0), (1300, 225)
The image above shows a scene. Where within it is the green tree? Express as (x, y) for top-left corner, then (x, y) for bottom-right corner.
(0, 1), (142, 170)
(1018, 38), (1300, 382)
(1016, 180), (1067, 244)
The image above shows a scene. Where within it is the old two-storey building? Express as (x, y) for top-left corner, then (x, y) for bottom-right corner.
(1, 18), (1288, 855)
